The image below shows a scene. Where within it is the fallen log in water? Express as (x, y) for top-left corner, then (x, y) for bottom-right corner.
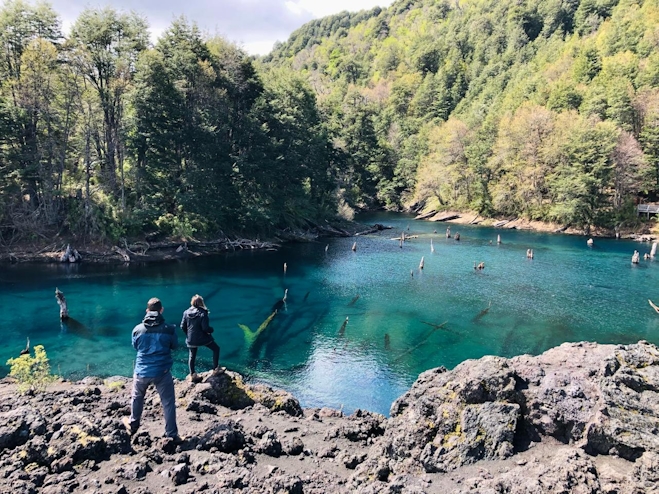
(355, 224), (392, 236)
(473, 301), (492, 323)
(415, 210), (438, 221)
(239, 310), (278, 349)
(391, 235), (419, 240)
(431, 213), (460, 222)
(394, 321), (448, 362)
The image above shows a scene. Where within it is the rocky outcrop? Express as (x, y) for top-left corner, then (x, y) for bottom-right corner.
(351, 341), (659, 492)
(2, 341), (659, 493)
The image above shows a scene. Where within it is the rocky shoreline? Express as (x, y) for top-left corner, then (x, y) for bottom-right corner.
(1, 212), (655, 264)
(417, 209), (658, 241)
(0, 222), (386, 264)
(2, 340), (659, 493)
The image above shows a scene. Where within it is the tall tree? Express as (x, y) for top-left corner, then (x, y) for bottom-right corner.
(68, 8), (148, 200)
(0, 0), (61, 235)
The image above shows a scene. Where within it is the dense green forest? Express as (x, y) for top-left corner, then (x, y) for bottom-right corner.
(1, 0), (659, 247)
(266, 0), (659, 230)
(0, 1), (340, 245)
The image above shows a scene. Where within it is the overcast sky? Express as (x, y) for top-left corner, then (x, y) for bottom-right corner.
(46, 0), (394, 55)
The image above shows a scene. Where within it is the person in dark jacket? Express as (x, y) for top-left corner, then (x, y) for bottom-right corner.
(124, 297), (180, 441)
(181, 294), (221, 380)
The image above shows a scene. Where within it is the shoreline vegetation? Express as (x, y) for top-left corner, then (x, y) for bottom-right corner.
(0, 211), (655, 264)
(2, 341), (659, 493)
(2, 0), (659, 266)
(0, 221), (391, 264)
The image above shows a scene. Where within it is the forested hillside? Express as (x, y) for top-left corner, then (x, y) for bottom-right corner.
(0, 1), (340, 245)
(266, 0), (659, 230)
(2, 0), (658, 247)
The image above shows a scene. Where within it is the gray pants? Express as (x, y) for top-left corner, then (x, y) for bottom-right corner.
(129, 370), (178, 438)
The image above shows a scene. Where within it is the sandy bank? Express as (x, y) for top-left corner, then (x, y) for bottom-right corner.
(419, 210), (658, 241)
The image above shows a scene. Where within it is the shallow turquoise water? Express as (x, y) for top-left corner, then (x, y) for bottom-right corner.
(2, 212), (658, 415)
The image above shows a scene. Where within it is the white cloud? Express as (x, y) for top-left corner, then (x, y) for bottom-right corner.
(241, 39), (278, 56)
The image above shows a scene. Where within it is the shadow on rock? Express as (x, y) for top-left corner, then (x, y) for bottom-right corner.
(179, 370), (303, 416)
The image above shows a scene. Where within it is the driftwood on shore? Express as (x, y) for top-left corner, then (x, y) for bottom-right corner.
(414, 210), (438, 221)
(300, 219), (352, 238)
(59, 244), (81, 263)
(113, 246), (131, 262)
(110, 238), (282, 262)
(432, 213), (460, 222)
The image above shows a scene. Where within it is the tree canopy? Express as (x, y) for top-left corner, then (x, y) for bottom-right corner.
(266, 0), (659, 230)
(0, 2), (341, 244)
(1, 0), (659, 246)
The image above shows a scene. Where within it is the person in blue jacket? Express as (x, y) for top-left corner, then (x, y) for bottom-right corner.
(181, 294), (222, 380)
(124, 297), (180, 441)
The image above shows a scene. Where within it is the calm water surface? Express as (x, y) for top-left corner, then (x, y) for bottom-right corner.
(1, 213), (658, 415)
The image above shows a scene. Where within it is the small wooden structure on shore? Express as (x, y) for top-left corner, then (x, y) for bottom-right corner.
(638, 203), (659, 218)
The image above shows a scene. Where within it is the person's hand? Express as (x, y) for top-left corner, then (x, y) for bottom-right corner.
(208, 326), (214, 334)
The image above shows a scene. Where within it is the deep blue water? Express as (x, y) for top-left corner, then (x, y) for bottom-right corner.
(1, 212), (658, 415)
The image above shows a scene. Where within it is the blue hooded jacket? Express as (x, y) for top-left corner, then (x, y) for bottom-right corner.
(132, 311), (178, 377)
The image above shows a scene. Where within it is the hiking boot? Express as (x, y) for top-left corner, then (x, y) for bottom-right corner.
(163, 434), (185, 445)
(212, 366), (226, 375)
(122, 417), (137, 436)
(188, 373), (202, 383)
(161, 434), (185, 453)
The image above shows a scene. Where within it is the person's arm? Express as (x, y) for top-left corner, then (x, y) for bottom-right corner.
(170, 325), (178, 350)
(132, 329), (139, 350)
(180, 314), (188, 334)
(201, 312), (212, 334)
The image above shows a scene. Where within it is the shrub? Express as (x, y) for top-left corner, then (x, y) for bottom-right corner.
(104, 380), (125, 392)
(6, 345), (57, 394)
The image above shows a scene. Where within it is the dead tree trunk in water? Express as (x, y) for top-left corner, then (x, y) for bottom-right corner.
(55, 287), (69, 320)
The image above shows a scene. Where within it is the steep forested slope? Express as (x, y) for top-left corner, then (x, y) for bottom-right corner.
(266, 0), (659, 229)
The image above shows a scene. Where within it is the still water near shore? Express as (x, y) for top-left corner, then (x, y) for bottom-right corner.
(2, 212), (659, 415)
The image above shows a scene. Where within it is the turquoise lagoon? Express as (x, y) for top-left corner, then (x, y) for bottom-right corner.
(1, 213), (658, 415)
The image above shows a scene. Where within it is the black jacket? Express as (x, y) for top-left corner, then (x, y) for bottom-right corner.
(181, 307), (214, 348)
